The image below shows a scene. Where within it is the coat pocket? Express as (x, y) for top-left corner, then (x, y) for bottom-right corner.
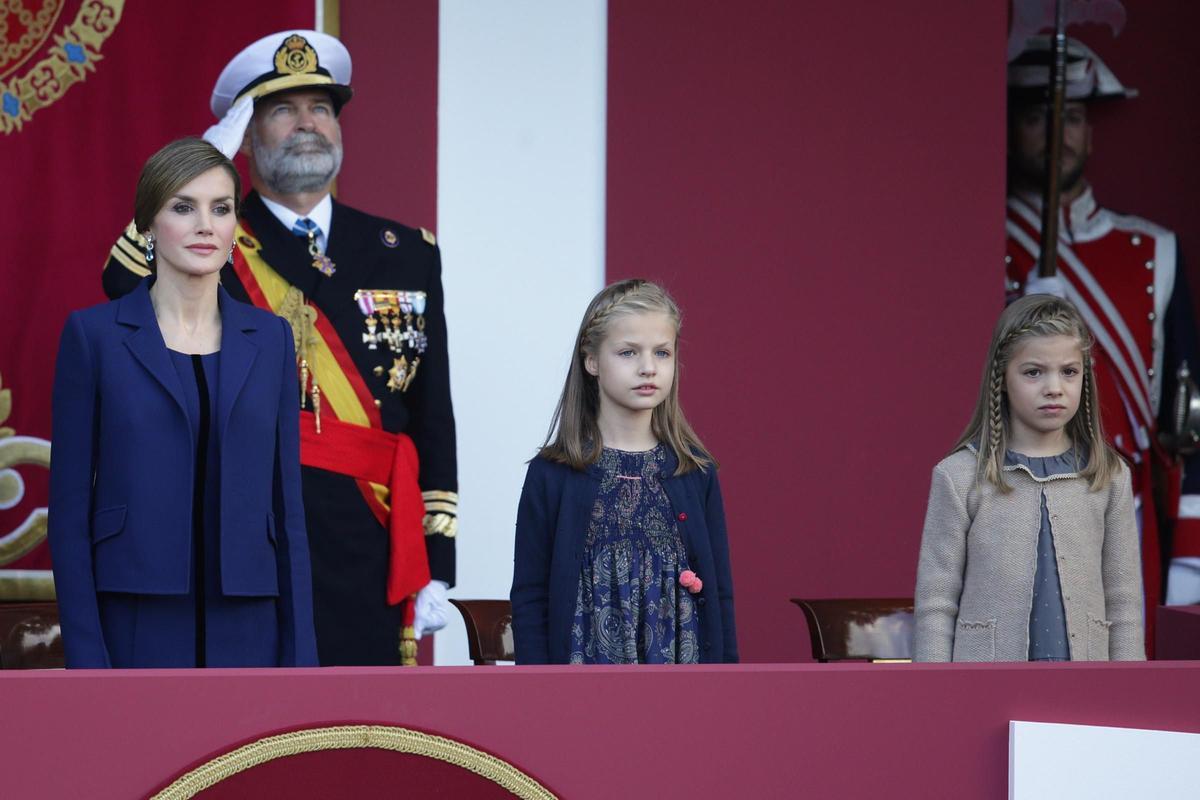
(1086, 614), (1112, 661)
(220, 513), (280, 597)
(952, 618), (997, 662)
(91, 505), (127, 544)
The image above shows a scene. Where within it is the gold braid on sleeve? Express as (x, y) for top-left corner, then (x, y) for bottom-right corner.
(421, 490), (458, 538)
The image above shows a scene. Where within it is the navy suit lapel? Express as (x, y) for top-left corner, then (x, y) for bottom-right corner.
(216, 285), (260, 440)
(117, 280), (188, 420)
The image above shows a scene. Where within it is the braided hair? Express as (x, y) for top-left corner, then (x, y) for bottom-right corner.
(539, 279), (715, 474)
(953, 294), (1122, 492)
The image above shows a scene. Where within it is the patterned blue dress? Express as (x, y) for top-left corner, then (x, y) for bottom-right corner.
(569, 445), (700, 664)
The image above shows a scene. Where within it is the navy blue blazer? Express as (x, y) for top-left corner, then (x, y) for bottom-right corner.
(511, 450), (738, 664)
(47, 279), (317, 667)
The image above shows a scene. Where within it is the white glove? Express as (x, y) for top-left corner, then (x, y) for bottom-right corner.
(1023, 274), (1068, 298)
(202, 95), (255, 159)
(413, 580), (450, 639)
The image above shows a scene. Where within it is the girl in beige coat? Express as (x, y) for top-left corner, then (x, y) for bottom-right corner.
(914, 295), (1144, 662)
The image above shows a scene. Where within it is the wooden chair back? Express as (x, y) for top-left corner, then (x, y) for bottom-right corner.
(448, 599), (514, 665)
(791, 598), (914, 662)
(0, 602), (64, 669)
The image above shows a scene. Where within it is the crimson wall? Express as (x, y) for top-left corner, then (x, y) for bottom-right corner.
(606, 1), (1008, 661)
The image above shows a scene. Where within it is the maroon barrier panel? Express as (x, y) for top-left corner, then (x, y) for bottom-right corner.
(2, 663), (1200, 799)
(606, 1), (1008, 662)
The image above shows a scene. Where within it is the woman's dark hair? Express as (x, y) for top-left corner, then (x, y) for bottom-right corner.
(134, 137), (241, 233)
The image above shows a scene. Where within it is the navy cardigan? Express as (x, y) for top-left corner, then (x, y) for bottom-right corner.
(510, 449), (738, 664)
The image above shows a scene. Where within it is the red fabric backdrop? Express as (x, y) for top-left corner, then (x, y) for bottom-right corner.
(606, 0), (1009, 661)
(0, 1), (312, 576)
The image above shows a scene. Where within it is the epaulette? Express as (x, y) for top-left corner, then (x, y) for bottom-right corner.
(420, 227), (437, 246)
(108, 220), (151, 277)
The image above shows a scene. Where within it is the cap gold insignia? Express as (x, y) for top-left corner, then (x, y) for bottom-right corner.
(381, 229), (399, 248)
(275, 35), (319, 76)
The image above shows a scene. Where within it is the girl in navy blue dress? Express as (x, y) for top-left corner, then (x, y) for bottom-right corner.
(511, 280), (737, 664)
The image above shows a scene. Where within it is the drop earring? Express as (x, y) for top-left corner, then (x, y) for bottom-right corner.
(144, 233), (155, 263)
(227, 244), (235, 264)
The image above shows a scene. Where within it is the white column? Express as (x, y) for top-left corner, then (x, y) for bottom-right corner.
(436, 0), (608, 664)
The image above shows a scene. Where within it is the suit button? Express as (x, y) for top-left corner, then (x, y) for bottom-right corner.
(677, 512), (688, 521)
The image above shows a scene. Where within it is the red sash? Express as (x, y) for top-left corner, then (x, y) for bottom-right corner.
(229, 221), (431, 611)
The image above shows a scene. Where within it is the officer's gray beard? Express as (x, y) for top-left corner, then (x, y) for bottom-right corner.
(252, 129), (343, 194)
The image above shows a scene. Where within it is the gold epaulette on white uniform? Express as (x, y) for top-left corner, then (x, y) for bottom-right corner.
(421, 489), (457, 537)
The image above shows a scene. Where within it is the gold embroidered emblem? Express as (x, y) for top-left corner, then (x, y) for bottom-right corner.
(1, 0), (126, 135)
(274, 34), (318, 75)
(420, 227), (436, 246)
(0, 369), (55, 600)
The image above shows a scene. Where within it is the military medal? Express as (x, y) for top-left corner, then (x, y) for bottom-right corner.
(304, 227), (336, 276)
(355, 290), (429, 393)
(387, 357), (409, 393)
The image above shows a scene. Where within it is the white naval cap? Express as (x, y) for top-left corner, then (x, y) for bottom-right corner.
(1008, 36), (1136, 103)
(210, 30), (353, 118)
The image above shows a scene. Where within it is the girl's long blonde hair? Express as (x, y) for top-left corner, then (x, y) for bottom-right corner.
(955, 294), (1122, 492)
(539, 279), (715, 474)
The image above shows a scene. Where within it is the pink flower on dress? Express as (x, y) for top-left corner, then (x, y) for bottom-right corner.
(679, 570), (703, 593)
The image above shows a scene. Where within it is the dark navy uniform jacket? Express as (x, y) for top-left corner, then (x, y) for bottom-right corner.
(103, 191), (457, 665)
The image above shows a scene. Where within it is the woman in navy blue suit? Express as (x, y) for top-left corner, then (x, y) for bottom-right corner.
(48, 138), (318, 668)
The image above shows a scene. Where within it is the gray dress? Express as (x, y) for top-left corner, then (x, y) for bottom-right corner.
(1005, 447), (1081, 661)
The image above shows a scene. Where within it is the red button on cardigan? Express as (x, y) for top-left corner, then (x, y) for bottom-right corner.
(677, 512), (688, 521)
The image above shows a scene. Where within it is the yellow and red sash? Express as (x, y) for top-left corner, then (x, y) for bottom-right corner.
(231, 222), (431, 609)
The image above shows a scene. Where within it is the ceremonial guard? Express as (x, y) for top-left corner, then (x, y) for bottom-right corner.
(1005, 38), (1200, 611)
(103, 31), (458, 665)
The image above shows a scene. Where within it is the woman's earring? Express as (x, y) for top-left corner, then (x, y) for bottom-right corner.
(227, 244), (235, 265)
(144, 233), (155, 263)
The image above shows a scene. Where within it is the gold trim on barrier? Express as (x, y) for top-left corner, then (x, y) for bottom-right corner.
(150, 724), (556, 800)
(0, 570), (55, 600)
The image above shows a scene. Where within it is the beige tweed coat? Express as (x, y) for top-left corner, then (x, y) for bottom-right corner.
(914, 447), (1145, 662)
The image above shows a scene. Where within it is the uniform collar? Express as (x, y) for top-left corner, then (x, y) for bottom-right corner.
(1011, 185), (1107, 242)
(259, 192), (334, 241)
